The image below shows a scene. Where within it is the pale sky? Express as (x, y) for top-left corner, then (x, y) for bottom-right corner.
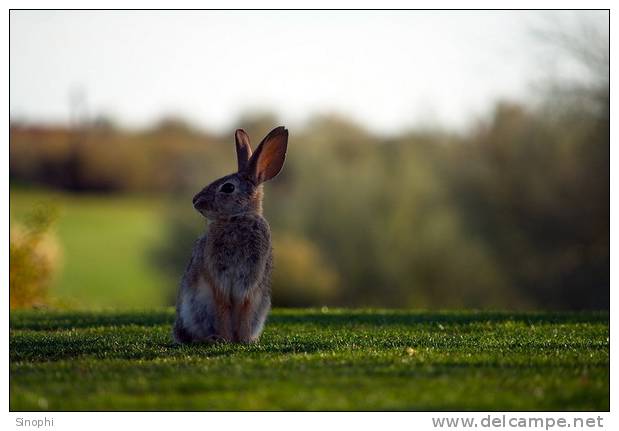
(9, 10), (608, 134)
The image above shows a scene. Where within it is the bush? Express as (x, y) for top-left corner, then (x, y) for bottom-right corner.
(10, 207), (61, 308)
(271, 234), (339, 307)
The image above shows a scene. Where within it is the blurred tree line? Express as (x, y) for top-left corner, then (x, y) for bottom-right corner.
(9, 27), (608, 310)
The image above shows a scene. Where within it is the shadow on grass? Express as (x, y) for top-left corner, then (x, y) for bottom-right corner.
(10, 335), (336, 363)
(10, 309), (609, 331)
(10, 309), (175, 331)
(268, 310), (609, 326)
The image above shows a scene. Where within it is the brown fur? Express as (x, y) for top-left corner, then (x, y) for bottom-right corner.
(173, 126), (287, 344)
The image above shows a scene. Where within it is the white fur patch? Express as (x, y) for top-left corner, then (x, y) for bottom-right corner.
(179, 275), (216, 339)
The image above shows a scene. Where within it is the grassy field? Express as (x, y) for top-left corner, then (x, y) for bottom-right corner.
(10, 309), (609, 411)
(10, 187), (172, 308)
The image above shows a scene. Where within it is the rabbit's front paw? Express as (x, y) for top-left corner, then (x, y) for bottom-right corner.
(205, 334), (227, 344)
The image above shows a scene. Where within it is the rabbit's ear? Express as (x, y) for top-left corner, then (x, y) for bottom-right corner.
(246, 126), (288, 184)
(235, 129), (253, 172)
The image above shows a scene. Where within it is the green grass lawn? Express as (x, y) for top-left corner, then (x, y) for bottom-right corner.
(10, 309), (609, 411)
(10, 188), (172, 308)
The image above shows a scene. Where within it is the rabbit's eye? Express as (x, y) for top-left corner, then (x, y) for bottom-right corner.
(220, 183), (235, 194)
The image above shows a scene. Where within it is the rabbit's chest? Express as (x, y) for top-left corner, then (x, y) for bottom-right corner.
(204, 219), (270, 297)
(207, 225), (258, 267)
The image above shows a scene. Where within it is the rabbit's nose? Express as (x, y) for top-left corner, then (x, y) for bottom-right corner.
(193, 194), (208, 210)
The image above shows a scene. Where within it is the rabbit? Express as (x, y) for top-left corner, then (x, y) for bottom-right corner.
(172, 126), (288, 344)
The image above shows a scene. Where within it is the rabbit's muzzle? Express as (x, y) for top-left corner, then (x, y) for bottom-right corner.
(192, 193), (210, 211)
